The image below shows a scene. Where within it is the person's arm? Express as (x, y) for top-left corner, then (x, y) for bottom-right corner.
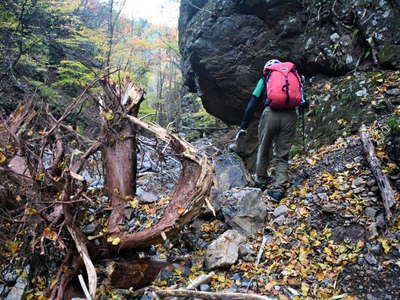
(239, 78), (264, 130)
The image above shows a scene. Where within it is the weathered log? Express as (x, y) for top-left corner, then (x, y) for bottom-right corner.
(148, 287), (274, 300)
(359, 124), (397, 221)
(98, 78), (145, 231)
(110, 115), (214, 250)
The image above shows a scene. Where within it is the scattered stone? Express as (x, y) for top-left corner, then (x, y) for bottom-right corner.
(356, 88), (368, 97)
(5, 267), (30, 300)
(353, 187), (364, 194)
(369, 242), (383, 255)
(364, 207), (377, 218)
(317, 193), (328, 201)
(386, 88), (400, 96)
(273, 205), (289, 217)
(287, 286), (300, 296)
(376, 214), (386, 228)
(200, 284), (211, 292)
(82, 222), (97, 235)
(2, 270), (18, 284)
(365, 253), (378, 265)
(368, 223), (379, 238)
(330, 32), (340, 42)
(272, 215), (286, 226)
(352, 177), (365, 187)
(223, 188), (267, 236)
(137, 188), (158, 203)
(205, 230), (246, 270)
(0, 284), (7, 295)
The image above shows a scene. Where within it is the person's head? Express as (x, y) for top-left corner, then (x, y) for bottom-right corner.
(263, 59), (281, 74)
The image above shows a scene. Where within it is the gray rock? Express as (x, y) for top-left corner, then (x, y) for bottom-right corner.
(205, 230), (246, 270)
(137, 188), (158, 203)
(272, 215), (286, 226)
(376, 214), (386, 228)
(386, 88), (400, 96)
(317, 193), (328, 201)
(273, 205), (289, 217)
(0, 284), (7, 296)
(200, 284), (211, 292)
(365, 253), (378, 265)
(352, 177), (365, 187)
(82, 222), (97, 235)
(364, 207), (377, 218)
(238, 243), (254, 257)
(369, 242), (383, 255)
(223, 188), (267, 236)
(368, 223), (379, 238)
(2, 270), (18, 284)
(330, 32), (340, 43)
(5, 267), (30, 300)
(214, 153), (249, 191)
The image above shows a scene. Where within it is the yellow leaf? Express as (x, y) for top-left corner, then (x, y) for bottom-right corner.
(316, 272), (324, 281)
(177, 207), (185, 215)
(102, 110), (114, 121)
(129, 199), (139, 208)
(27, 128), (34, 136)
(299, 248), (308, 265)
(25, 207), (38, 215)
(324, 83), (332, 91)
(308, 160), (317, 166)
(324, 247), (332, 255)
(107, 236), (121, 245)
(35, 172), (45, 182)
(301, 282), (309, 296)
(7, 240), (19, 255)
(310, 229), (317, 239)
(379, 239), (391, 254)
(0, 152), (6, 163)
(112, 237), (121, 245)
(43, 227), (58, 241)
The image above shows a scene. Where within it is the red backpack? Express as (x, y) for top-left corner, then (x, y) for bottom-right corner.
(264, 62), (302, 108)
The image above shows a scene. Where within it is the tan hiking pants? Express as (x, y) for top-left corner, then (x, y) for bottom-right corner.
(256, 107), (297, 191)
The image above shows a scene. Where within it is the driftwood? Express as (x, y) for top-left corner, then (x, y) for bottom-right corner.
(186, 272), (215, 290)
(111, 115), (214, 249)
(256, 235), (268, 266)
(359, 124), (397, 221)
(149, 287), (274, 300)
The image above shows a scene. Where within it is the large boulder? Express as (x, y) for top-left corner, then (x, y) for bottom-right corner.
(179, 0), (400, 124)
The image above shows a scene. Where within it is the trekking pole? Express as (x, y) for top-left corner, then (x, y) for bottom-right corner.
(301, 107), (305, 154)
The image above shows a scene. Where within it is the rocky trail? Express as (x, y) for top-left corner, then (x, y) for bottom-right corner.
(1, 108), (400, 300)
(136, 123), (400, 300)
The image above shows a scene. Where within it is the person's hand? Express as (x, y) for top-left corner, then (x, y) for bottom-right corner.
(235, 129), (247, 140)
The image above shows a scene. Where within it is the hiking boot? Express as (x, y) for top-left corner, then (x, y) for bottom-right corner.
(267, 190), (284, 202)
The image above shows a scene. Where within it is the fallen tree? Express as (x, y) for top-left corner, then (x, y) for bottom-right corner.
(359, 124), (397, 221)
(0, 75), (214, 299)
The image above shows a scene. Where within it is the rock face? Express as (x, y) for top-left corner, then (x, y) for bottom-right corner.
(205, 229), (246, 270)
(179, 0), (400, 124)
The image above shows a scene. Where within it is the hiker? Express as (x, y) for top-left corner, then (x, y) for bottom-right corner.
(235, 59), (309, 201)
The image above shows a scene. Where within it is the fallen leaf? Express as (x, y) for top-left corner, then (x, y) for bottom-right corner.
(0, 152), (6, 163)
(43, 227), (58, 241)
